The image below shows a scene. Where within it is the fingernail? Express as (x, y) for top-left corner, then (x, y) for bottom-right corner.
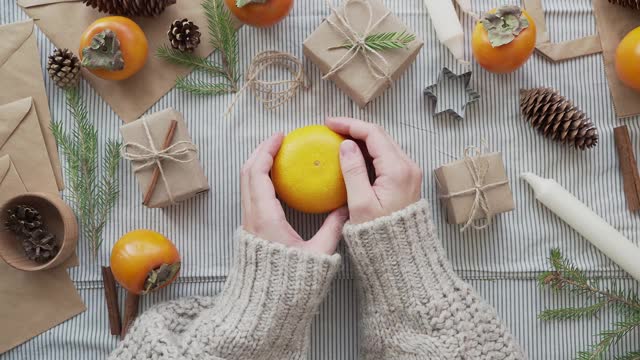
(340, 140), (357, 156)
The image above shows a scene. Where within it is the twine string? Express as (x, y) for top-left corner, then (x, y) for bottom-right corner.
(439, 146), (508, 232)
(121, 118), (198, 204)
(226, 51), (309, 116)
(323, 0), (393, 84)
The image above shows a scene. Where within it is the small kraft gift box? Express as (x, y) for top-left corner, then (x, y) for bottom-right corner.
(303, 0), (424, 107)
(120, 108), (209, 208)
(434, 149), (515, 231)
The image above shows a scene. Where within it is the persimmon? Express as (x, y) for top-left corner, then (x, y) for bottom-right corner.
(110, 230), (180, 295)
(616, 26), (640, 92)
(79, 16), (148, 81)
(224, 0), (293, 28)
(472, 6), (537, 74)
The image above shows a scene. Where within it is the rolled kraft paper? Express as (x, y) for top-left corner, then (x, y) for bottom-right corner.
(522, 172), (640, 282)
(423, 0), (464, 60)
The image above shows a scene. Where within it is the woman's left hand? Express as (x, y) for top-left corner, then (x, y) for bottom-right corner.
(241, 133), (349, 256)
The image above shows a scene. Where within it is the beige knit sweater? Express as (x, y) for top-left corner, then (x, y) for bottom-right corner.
(109, 201), (524, 359)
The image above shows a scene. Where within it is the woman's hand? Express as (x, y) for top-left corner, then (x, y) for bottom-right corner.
(241, 133), (349, 256)
(326, 118), (423, 224)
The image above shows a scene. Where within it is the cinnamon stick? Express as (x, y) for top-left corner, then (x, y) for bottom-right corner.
(120, 291), (140, 339)
(101, 266), (121, 336)
(143, 120), (179, 206)
(614, 125), (640, 212)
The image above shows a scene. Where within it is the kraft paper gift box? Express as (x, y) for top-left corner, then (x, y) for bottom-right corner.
(0, 20), (63, 189)
(0, 98), (59, 195)
(16, 0), (240, 123)
(303, 0), (423, 107)
(120, 108), (209, 208)
(434, 152), (515, 226)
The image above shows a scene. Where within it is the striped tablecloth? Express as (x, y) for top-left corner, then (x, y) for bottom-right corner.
(2, 0), (639, 359)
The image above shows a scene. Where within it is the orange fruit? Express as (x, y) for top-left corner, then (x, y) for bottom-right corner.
(110, 230), (180, 295)
(616, 26), (640, 92)
(272, 125), (347, 214)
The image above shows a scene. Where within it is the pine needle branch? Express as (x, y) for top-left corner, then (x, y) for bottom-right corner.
(616, 351), (640, 360)
(51, 87), (121, 257)
(539, 249), (640, 359)
(203, 0), (239, 85)
(158, 0), (240, 95)
(176, 77), (236, 95)
(331, 31), (416, 51)
(156, 45), (227, 76)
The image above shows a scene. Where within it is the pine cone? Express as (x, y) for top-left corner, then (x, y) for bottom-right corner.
(83, 0), (177, 17)
(23, 229), (59, 263)
(168, 19), (202, 53)
(5, 205), (43, 237)
(47, 48), (82, 89)
(520, 88), (599, 150)
(608, 0), (640, 10)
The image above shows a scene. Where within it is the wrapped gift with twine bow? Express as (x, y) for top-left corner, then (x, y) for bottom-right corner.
(434, 148), (515, 231)
(120, 108), (209, 208)
(303, 0), (423, 107)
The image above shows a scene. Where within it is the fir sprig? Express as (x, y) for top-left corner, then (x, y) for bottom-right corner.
(51, 87), (121, 257)
(156, 0), (240, 94)
(332, 31), (416, 51)
(539, 249), (640, 359)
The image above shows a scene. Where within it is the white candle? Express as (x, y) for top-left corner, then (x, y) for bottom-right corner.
(521, 172), (640, 282)
(423, 0), (465, 61)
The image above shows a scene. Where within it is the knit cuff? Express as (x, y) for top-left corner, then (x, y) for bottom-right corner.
(343, 200), (465, 302)
(195, 229), (341, 357)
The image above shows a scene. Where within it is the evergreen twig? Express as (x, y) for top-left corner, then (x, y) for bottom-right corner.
(156, 0), (240, 95)
(330, 31), (416, 51)
(539, 249), (640, 359)
(51, 87), (121, 257)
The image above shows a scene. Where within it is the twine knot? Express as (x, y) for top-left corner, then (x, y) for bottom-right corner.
(323, 0), (393, 84)
(439, 146), (508, 232)
(121, 118), (198, 205)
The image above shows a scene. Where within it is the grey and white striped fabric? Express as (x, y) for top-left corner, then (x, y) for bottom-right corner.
(1, 0), (639, 359)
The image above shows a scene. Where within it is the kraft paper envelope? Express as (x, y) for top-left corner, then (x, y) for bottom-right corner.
(0, 259), (86, 354)
(0, 157), (83, 354)
(17, 0), (241, 123)
(0, 20), (63, 189)
(524, 0), (640, 118)
(0, 155), (27, 207)
(0, 97), (59, 195)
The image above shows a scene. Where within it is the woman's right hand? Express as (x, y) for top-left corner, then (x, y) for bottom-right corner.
(326, 117), (423, 224)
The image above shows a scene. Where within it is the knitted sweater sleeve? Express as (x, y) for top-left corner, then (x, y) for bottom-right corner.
(108, 229), (341, 360)
(343, 200), (525, 360)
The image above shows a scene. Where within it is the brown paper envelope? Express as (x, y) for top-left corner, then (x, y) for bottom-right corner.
(17, 0), (241, 123)
(0, 259), (85, 354)
(0, 155), (27, 207)
(0, 20), (64, 190)
(303, 0), (423, 107)
(524, 0), (603, 61)
(434, 152), (515, 225)
(0, 97), (59, 195)
(593, 0), (640, 119)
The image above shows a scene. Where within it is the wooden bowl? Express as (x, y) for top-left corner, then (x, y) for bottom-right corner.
(0, 193), (78, 271)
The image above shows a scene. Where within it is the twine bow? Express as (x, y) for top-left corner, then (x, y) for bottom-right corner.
(121, 118), (198, 205)
(439, 146), (508, 232)
(323, 0), (393, 84)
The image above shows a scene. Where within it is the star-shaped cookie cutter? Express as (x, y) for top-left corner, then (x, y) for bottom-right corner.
(424, 67), (480, 120)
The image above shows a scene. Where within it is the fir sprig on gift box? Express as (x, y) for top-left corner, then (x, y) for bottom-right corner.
(331, 31), (416, 51)
(50, 87), (121, 257)
(539, 249), (640, 360)
(157, 0), (240, 95)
